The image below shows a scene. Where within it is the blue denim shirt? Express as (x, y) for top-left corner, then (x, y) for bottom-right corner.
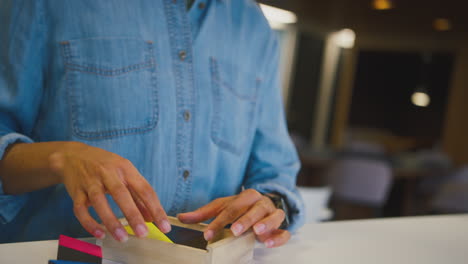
(0, 0), (304, 242)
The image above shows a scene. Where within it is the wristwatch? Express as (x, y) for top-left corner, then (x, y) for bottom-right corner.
(263, 192), (290, 229)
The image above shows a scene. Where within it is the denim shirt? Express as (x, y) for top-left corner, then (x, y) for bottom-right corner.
(0, 0), (304, 242)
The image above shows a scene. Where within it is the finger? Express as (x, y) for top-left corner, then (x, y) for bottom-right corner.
(259, 229), (291, 248)
(101, 171), (148, 238)
(177, 197), (229, 224)
(124, 167), (171, 233)
(205, 190), (262, 240)
(130, 188), (153, 222)
(87, 184), (128, 242)
(231, 198), (276, 236)
(73, 190), (106, 239)
(253, 209), (285, 236)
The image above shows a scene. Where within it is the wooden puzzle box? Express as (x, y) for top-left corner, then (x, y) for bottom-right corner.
(100, 217), (256, 264)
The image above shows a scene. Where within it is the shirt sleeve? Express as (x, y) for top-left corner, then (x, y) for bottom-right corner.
(0, 0), (46, 224)
(243, 32), (305, 232)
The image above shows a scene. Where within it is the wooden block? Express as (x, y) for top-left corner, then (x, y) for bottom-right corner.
(101, 217), (255, 264)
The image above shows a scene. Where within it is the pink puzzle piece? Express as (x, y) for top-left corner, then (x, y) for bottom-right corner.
(59, 235), (103, 258)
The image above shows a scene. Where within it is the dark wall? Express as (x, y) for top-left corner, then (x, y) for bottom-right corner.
(349, 50), (454, 143)
(287, 32), (324, 140)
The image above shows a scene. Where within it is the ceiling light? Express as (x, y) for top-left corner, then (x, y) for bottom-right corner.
(330, 29), (356, 49)
(411, 91), (430, 107)
(373, 0), (393, 10)
(259, 4), (297, 25)
(433, 18), (451, 31)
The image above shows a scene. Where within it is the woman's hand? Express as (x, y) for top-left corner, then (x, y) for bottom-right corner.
(177, 189), (290, 248)
(49, 142), (170, 242)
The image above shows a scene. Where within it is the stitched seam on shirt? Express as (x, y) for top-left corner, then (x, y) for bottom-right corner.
(218, 79), (257, 101)
(64, 36), (153, 42)
(147, 41), (160, 141)
(63, 61), (155, 77)
(209, 57), (260, 156)
(60, 41), (159, 139)
(181, 1), (196, 213)
(209, 57), (240, 155)
(174, 12), (185, 214)
(62, 42), (75, 141)
(210, 57), (240, 154)
(209, 58), (257, 102)
(163, 0), (185, 215)
(29, 0), (49, 140)
(59, 39), (155, 76)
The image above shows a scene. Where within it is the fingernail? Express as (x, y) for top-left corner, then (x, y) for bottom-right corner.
(115, 228), (128, 242)
(161, 220), (171, 233)
(204, 230), (214, 241)
(231, 224), (243, 236)
(135, 224), (148, 237)
(265, 239), (275, 248)
(254, 223), (266, 235)
(94, 229), (106, 239)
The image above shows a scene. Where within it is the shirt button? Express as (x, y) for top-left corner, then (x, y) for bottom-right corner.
(183, 110), (191, 121)
(179, 50), (186, 61)
(183, 170), (190, 180)
(198, 2), (206, 9)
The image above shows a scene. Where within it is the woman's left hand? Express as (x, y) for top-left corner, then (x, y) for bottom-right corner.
(177, 189), (290, 248)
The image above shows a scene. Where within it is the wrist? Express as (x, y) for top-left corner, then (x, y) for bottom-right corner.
(47, 141), (86, 182)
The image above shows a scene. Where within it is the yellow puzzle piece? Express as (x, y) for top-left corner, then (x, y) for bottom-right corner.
(124, 222), (174, 243)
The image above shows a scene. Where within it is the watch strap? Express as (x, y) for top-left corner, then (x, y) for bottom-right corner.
(263, 192), (290, 229)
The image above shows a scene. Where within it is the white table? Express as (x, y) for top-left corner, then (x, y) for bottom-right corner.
(1, 215), (467, 264)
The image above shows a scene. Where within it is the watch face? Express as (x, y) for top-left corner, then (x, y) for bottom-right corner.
(266, 193), (283, 207)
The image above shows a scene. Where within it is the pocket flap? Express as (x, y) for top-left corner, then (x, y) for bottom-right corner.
(61, 38), (155, 76)
(210, 57), (259, 101)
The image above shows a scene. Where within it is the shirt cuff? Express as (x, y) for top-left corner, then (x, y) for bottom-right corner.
(0, 132), (33, 224)
(247, 182), (305, 232)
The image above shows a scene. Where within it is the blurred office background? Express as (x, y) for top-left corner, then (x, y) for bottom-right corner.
(258, 0), (468, 223)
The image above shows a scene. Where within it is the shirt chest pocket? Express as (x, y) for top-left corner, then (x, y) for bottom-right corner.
(210, 57), (261, 155)
(61, 38), (158, 140)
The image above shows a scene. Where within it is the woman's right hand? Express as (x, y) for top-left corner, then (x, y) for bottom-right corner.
(48, 142), (170, 242)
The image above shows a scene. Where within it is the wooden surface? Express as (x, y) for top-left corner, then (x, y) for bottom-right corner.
(1, 215), (467, 264)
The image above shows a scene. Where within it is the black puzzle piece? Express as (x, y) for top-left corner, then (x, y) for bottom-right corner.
(165, 225), (208, 250)
(57, 245), (102, 264)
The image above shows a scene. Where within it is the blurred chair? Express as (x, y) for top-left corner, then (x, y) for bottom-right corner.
(395, 149), (452, 172)
(325, 141), (393, 219)
(297, 186), (332, 223)
(345, 140), (386, 155)
(431, 166), (468, 213)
